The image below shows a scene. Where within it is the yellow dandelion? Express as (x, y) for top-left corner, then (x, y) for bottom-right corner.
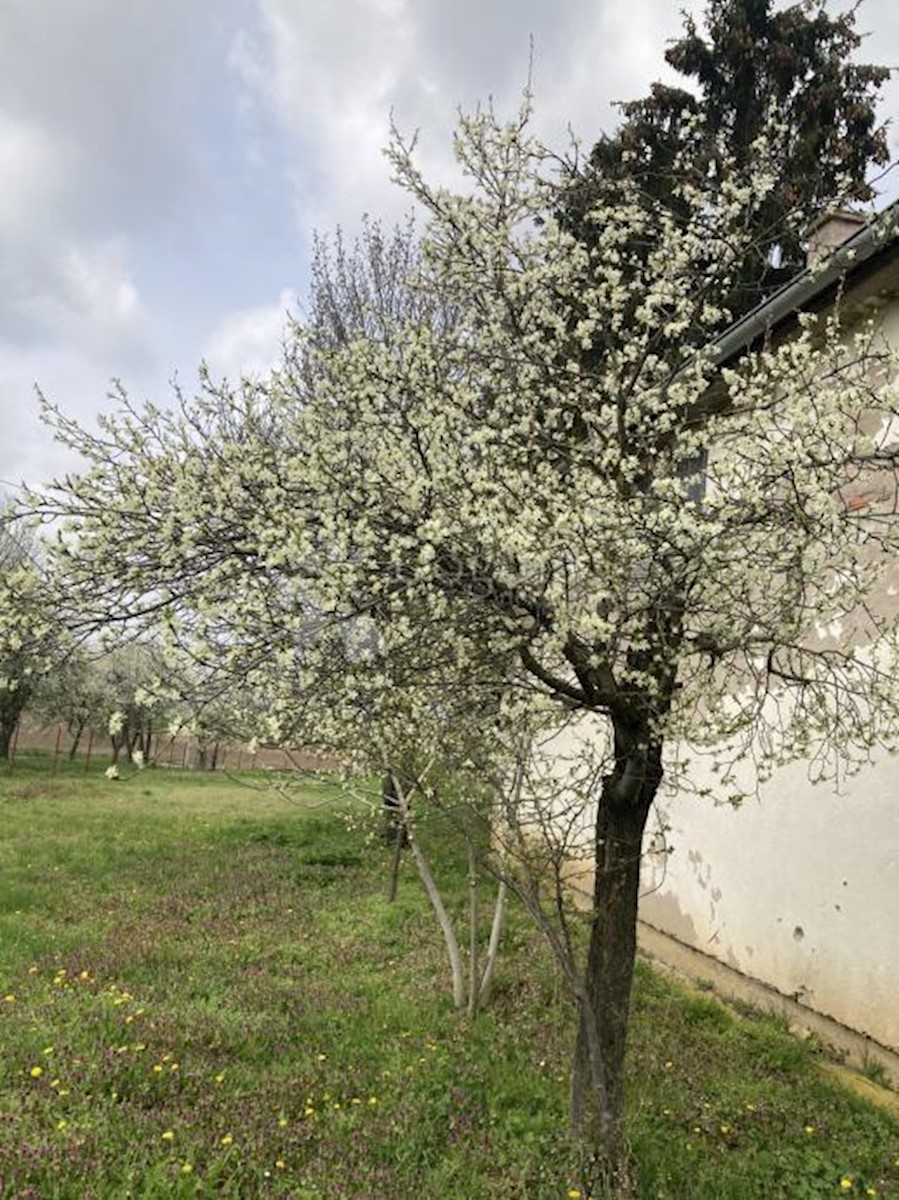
(214, 1072), (225, 1084)
(304, 1106), (315, 1117)
(29, 1066), (43, 1078)
(3, 994), (15, 1003)
(221, 1134), (233, 1147)
(151, 1064), (163, 1074)
(804, 1125), (815, 1134)
(840, 1180), (854, 1191)
(316, 1053), (326, 1062)
(275, 1160), (286, 1170)
(720, 1123), (730, 1134)
(161, 1130), (175, 1142)
(181, 1163), (194, 1175)
(568, 1191), (582, 1199)
(50, 1078), (60, 1089)
(56, 1119), (68, 1131)
(866, 1189), (878, 1197)
(277, 1117), (288, 1127)
(367, 1096), (379, 1107)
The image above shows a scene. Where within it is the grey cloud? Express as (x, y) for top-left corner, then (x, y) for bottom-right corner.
(0, 0), (258, 420)
(0, 0), (248, 237)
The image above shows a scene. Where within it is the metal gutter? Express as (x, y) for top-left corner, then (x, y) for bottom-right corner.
(710, 199), (899, 368)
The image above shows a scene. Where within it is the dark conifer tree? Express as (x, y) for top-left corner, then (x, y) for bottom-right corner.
(570, 0), (890, 321)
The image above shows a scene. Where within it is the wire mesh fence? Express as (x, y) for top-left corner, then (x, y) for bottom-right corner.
(4, 722), (335, 776)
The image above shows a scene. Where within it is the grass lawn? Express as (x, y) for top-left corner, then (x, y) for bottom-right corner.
(0, 757), (896, 1198)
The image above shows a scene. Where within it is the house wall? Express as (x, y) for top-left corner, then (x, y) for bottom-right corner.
(638, 285), (899, 1053)
(543, 702), (899, 1053)
(640, 746), (899, 1053)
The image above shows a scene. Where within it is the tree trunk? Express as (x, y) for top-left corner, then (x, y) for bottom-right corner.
(0, 684), (28, 761)
(476, 879), (506, 1009)
(385, 822), (405, 903)
(0, 718), (13, 760)
(381, 772), (408, 846)
(407, 823), (467, 1009)
(67, 718), (87, 760)
(570, 734), (662, 1193)
(467, 842), (479, 1018)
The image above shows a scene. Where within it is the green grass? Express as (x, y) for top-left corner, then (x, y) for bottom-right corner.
(0, 759), (896, 1198)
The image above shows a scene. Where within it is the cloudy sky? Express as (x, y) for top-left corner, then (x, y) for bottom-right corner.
(2, 0), (899, 489)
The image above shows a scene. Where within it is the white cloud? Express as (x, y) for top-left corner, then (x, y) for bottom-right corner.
(230, 0), (423, 234)
(0, 110), (71, 239)
(0, 344), (126, 492)
(229, 0), (699, 241)
(202, 288), (299, 382)
(15, 237), (154, 372)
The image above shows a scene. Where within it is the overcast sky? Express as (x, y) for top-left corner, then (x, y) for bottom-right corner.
(3, 0), (899, 489)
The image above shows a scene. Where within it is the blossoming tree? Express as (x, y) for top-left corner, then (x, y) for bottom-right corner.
(32, 101), (899, 1189)
(0, 506), (56, 758)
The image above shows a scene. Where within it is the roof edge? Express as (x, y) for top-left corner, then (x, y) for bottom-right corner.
(711, 199), (899, 368)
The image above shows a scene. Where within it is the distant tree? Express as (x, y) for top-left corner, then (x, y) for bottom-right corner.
(31, 648), (105, 758)
(570, 0), (890, 320)
(0, 509), (51, 759)
(95, 643), (167, 765)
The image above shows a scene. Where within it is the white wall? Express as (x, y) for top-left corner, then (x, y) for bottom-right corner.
(640, 751), (899, 1050)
